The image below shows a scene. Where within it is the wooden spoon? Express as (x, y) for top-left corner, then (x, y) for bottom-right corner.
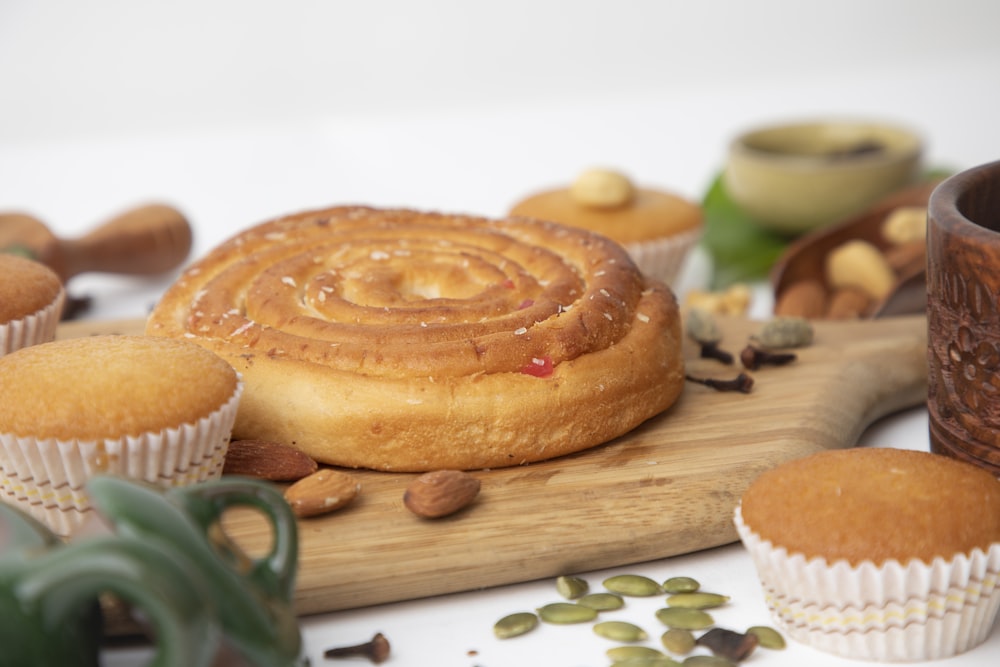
(770, 179), (941, 319)
(0, 203), (193, 282)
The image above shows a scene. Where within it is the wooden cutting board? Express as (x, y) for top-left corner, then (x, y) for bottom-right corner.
(57, 314), (927, 616)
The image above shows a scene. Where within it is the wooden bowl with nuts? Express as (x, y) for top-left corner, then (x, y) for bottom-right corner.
(770, 179), (941, 320)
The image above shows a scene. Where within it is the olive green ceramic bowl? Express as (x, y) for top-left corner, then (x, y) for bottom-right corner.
(723, 119), (923, 235)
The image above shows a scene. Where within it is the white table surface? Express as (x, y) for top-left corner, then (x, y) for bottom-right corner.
(3, 2), (1000, 665)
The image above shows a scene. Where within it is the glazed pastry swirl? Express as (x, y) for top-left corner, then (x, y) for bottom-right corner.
(148, 207), (684, 471)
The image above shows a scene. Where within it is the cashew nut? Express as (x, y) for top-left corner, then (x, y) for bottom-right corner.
(570, 168), (635, 208)
(881, 206), (927, 245)
(825, 239), (896, 301)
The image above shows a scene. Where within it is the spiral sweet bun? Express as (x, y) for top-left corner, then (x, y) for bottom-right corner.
(146, 206), (684, 471)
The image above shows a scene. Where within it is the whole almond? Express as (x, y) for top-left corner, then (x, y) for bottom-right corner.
(403, 470), (480, 519)
(774, 279), (827, 319)
(826, 285), (873, 320)
(284, 469), (360, 518)
(223, 439), (318, 481)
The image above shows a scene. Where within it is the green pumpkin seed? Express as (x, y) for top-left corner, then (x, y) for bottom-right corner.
(747, 625), (786, 650)
(681, 655), (736, 667)
(576, 592), (625, 611)
(607, 646), (668, 662)
(611, 657), (682, 667)
(593, 620), (648, 643)
(665, 592), (730, 609)
(555, 574), (589, 599)
(661, 576), (700, 594)
(655, 606), (715, 630)
(535, 602), (598, 624)
(603, 574), (664, 597)
(493, 611), (538, 639)
(660, 628), (696, 655)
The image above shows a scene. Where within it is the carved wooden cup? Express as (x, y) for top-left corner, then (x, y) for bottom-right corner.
(927, 159), (1000, 475)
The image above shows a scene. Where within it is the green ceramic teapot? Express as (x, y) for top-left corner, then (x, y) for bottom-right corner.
(0, 475), (305, 667)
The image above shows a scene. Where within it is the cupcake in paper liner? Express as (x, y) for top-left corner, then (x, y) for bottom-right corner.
(623, 223), (702, 287)
(0, 254), (65, 356)
(509, 167), (703, 287)
(0, 335), (242, 538)
(735, 448), (1000, 661)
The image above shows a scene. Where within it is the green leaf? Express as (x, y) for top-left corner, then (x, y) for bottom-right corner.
(700, 173), (790, 290)
(699, 166), (956, 291)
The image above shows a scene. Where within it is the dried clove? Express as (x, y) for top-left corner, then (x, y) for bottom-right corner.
(685, 373), (754, 394)
(696, 627), (759, 662)
(686, 308), (734, 365)
(324, 632), (390, 664)
(740, 345), (797, 371)
(700, 342), (734, 365)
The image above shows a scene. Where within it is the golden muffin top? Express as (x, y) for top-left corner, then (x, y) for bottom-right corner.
(740, 448), (1000, 566)
(0, 335), (239, 440)
(0, 254), (63, 324)
(510, 168), (702, 244)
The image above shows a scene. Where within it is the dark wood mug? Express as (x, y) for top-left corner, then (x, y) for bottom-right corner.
(927, 159), (1000, 475)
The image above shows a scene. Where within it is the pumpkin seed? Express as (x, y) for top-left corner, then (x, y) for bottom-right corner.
(576, 592), (625, 611)
(655, 606), (715, 630)
(662, 576), (700, 594)
(555, 574), (589, 600)
(603, 574), (664, 597)
(660, 628), (696, 655)
(611, 657), (682, 667)
(593, 620), (648, 643)
(493, 611), (538, 639)
(535, 602), (598, 624)
(607, 645), (668, 662)
(681, 655), (736, 667)
(746, 625), (786, 650)
(665, 592), (730, 609)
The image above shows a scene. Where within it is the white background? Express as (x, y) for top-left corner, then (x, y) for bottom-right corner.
(2, 1), (1000, 666)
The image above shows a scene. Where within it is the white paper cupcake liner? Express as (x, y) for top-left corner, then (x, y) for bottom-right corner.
(0, 288), (65, 356)
(624, 225), (702, 287)
(0, 379), (243, 538)
(734, 505), (1000, 661)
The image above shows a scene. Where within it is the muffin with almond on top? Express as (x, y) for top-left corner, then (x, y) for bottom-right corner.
(509, 168), (702, 286)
